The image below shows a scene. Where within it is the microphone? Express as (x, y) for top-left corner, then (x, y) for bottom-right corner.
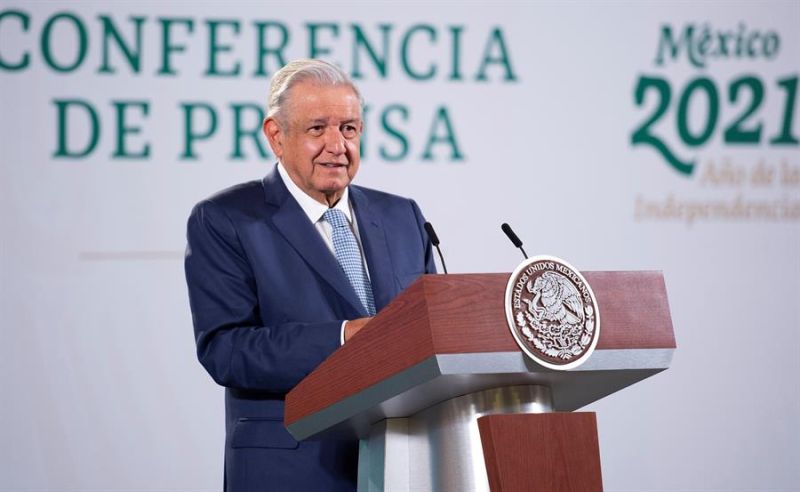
(424, 222), (448, 274)
(501, 223), (528, 259)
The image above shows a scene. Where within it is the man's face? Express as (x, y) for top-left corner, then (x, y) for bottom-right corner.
(264, 81), (363, 206)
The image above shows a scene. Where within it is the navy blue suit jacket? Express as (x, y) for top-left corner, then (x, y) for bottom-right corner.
(185, 166), (435, 491)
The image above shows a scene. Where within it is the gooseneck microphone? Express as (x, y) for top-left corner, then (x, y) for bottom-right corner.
(423, 222), (448, 274)
(501, 223), (528, 259)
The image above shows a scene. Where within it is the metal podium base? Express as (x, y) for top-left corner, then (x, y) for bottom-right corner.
(357, 385), (553, 491)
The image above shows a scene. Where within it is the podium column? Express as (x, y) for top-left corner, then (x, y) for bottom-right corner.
(358, 385), (553, 491)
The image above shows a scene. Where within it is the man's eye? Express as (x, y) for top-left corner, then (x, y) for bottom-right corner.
(309, 126), (324, 134)
(342, 125), (357, 137)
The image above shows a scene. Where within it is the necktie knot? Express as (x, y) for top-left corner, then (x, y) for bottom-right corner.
(323, 208), (348, 229)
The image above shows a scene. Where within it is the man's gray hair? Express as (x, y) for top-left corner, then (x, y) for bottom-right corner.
(266, 58), (362, 125)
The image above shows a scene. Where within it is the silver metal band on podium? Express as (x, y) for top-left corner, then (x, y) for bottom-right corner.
(357, 384), (553, 492)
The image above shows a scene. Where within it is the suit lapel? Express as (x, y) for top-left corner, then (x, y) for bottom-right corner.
(262, 168), (367, 317)
(350, 186), (396, 312)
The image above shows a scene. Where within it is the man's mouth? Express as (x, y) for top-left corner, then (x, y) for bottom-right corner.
(318, 162), (347, 169)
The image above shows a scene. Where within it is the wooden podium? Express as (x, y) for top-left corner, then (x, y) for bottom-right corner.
(285, 273), (675, 491)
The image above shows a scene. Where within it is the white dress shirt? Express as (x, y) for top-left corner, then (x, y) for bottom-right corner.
(276, 163), (370, 344)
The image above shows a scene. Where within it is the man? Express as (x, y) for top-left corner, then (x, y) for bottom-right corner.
(184, 59), (436, 491)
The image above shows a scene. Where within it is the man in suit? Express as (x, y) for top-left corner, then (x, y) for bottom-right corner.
(184, 59), (436, 491)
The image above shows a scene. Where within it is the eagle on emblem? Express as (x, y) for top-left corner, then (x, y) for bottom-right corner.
(525, 272), (585, 326)
(508, 257), (599, 367)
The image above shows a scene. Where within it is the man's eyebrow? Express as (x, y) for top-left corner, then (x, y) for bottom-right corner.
(303, 117), (361, 126)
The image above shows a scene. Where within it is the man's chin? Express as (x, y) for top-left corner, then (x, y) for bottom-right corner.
(321, 185), (347, 196)
(315, 180), (350, 201)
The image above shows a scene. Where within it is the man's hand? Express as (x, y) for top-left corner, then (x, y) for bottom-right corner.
(344, 317), (373, 342)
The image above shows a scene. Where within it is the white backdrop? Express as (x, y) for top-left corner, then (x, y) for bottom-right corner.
(1, 1), (798, 491)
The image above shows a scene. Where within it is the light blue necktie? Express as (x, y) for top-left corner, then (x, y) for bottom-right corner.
(323, 208), (376, 316)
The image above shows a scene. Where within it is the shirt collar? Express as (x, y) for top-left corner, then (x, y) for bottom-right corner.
(277, 162), (353, 224)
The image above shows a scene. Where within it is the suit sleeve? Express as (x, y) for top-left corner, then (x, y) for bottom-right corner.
(410, 199), (438, 274)
(184, 200), (341, 394)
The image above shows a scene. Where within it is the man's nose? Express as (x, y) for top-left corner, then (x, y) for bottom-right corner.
(324, 129), (346, 154)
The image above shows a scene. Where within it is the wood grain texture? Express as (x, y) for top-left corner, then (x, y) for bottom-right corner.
(424, 272), (676, 353)
(284, 279), (435, 425)
(586, 271), (676, 349)
(478, 413), (603, 492)
(285, 272), (675, 425)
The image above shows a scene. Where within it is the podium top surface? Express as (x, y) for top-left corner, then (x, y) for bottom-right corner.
(285, 271), (675, 440)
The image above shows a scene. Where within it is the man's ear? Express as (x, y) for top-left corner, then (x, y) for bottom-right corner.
(263, 117), (283, 159)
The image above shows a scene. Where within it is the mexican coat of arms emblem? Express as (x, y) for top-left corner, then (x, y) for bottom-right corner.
(504, 256), (600, 370)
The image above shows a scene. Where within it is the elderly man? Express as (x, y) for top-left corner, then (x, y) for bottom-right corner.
(185, 59), (436, 491)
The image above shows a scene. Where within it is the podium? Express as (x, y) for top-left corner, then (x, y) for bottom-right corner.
(285, 273), (675, 491)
